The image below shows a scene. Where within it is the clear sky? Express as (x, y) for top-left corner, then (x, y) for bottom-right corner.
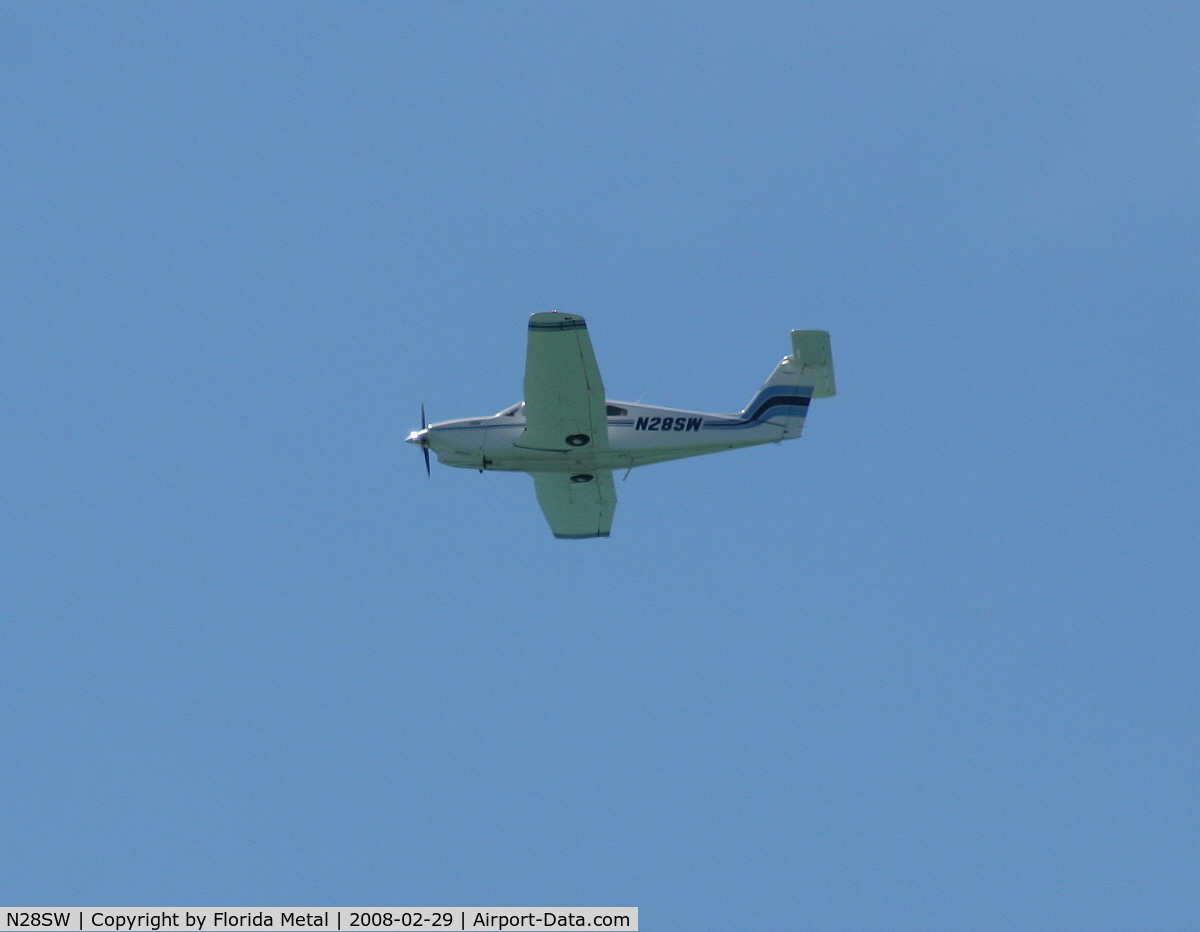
(1, 3), (1194, 929)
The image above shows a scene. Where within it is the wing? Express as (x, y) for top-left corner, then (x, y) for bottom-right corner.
(529, 471), (617, 539)
(515, 313), (609, 452)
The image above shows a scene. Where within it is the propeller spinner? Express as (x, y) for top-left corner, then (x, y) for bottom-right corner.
(404, 404), (431, 476)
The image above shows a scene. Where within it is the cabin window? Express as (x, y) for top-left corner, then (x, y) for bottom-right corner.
(606, 405), (628, 416)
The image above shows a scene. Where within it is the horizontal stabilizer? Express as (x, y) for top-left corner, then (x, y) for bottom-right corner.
(791, 330), (836, 398)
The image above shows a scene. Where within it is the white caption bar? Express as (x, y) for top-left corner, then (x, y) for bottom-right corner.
(0, 911), (636, 932)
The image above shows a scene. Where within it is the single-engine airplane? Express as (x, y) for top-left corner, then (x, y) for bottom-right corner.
(407, 313), (835, 538)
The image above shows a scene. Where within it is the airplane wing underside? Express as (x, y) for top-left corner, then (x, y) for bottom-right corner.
(515, 312), (609, 453)
(529, 470), (616, 539)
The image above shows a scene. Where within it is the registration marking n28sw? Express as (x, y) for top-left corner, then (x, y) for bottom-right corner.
(635, 416), (702, 432)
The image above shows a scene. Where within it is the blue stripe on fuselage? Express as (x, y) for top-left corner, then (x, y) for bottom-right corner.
(741, 384), (814, 415)
(701, 386), (814, 429)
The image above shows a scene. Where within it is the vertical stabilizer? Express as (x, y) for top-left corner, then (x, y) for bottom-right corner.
(740, 330), (835, 438)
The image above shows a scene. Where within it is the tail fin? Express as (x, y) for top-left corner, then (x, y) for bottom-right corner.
(740, 330), (836, 438)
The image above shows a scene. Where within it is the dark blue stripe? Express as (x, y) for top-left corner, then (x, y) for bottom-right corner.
(529, 319), (587, 331)
(704, 394), (812, 428)
(745, 394), (811, 421)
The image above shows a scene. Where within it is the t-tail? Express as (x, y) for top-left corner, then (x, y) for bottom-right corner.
(739, 330), (836, 438)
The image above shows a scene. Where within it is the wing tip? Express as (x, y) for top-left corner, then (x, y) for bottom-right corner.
(529, 311), (587, 331)
(553, 531), (610, 539)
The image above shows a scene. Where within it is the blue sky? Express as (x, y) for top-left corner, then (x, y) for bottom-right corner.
(0, 3), (1195, 929)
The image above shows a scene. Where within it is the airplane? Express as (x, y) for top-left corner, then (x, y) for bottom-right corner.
(406, 312), (835, 539)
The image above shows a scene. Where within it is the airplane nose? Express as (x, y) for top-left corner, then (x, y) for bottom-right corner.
(407, 427), (432, 476)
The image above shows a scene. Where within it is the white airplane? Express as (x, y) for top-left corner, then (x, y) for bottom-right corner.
(407, 312), (836, 538)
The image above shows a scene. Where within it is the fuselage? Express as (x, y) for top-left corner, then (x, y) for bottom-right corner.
(407, 401), (792, 473)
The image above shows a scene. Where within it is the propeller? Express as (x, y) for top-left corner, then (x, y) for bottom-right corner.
(420, 403), (430, 476)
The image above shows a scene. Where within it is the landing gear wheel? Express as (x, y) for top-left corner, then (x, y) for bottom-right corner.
(565, 434), (590, 446)
(570, 474), (594, 483)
